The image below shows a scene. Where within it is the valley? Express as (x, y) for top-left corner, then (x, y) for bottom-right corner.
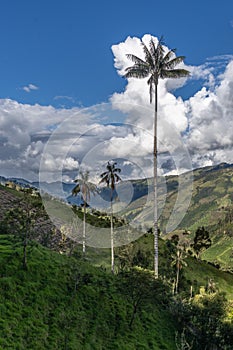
(1, 163), (233, 349)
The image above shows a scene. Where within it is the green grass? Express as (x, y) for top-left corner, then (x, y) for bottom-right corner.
(201, 235), (233, 268)
(184, 257), (233, 299)
(0, 229), (233, 348)
(0, 233), (178, 349)
(115, 234), (233, 300)
(1, 167), (233, 348)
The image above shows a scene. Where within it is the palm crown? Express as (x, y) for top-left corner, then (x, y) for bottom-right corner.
(124, 36), (190, 103)
(72, 170), (97, 204)
(99, 161), (122, 192)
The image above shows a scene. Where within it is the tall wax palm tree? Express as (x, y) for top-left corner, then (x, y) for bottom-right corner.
(99, 161), (121, 274)
(72, 170), (97, 255)
(124, 36), (190, 278)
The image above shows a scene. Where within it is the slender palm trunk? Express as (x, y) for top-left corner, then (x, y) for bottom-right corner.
(110, 189), (114, 274)
(23, 235), (27, 270)
(83, 203), (86, 255)
(153, 83), (159, 279)
(175, 264), (180, 294)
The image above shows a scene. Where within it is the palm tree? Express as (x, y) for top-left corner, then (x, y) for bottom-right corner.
(171, 248), (187, 295)
(99, 161), (121, 274)
(72, 170), (97, 255)
(124, 36), (190, 278)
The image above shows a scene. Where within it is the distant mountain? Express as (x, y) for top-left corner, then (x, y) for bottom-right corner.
(0, 175), (7, 185)
(1, 162), (233, 227)
(33, 181), (75, 199)
(1, 162), (233, 269)
(8, 177), (32, 187)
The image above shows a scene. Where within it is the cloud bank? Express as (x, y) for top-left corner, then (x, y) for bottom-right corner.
(0, 34), (233, 183)
(111, 34), (233, 171)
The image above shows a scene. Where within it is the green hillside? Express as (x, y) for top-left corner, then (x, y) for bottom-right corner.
(1, 170), (233, 348)
(122, 163), (233, 232)
(0, 234), (178, 350)
(121, 163), (233, 269)
(1, 230), (233, 349)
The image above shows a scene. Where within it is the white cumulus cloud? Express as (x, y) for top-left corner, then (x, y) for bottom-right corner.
(111, 34), (233, 171)
(0, 34), (233, 183)
(186, 60), (233, 168)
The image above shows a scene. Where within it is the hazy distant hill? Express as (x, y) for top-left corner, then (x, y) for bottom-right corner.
(119, 162), (233, 270)
(2, 162), (233, 234)
(1, 163), (233, 269)
(118, 162), (233, 231)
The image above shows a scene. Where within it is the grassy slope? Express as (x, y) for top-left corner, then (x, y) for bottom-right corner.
(0, 234), (177, 350)
(130, 164), (233, 232)
(121, 164), (233, 268)
(135, 235), (233, 299)
(1, 172), (233, 348)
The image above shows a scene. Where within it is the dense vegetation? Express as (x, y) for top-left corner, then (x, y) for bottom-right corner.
(0, 234), (178, 349)
(1, 230), (233, 349)
(1, 165), (233, 349)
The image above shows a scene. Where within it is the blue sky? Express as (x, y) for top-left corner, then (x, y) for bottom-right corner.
(0, 0), (233, 107)
(0, 0), (233, 185)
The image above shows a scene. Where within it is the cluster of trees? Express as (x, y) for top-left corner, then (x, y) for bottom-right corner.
(72, 161), (121, 274)
(1, 194), (43, 270)
(71, 36), (189, 278)
(172, 291), (233, 349)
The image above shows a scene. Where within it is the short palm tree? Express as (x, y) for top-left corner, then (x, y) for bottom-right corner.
(171, 248), (187, 295)
(99, 161), (121, 274)
(72, 170), (97, 255)
(124, 36), (190, 278)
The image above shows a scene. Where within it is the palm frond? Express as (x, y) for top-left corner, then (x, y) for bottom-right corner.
(163, 56), (186, 70)
(99, 176), (110, 187)
(72, 184), (81, 196)
(162, 49), (176, 64)
(126, 54), (146, 65)
(124, 66), (149, 79)
(149, 37), (163, 65)
(100, 171), (108, 178)
(158, 35), (165, 46)
(160, 68), (190, 79)
(113, 167), (121, 174)
(149, 37), (157, 62)
(141, 40), (154, 67)
(155, 37), (165, 65)
(115, 174), (121, 182)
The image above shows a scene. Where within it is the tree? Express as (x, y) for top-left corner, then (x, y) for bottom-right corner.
(171, 247), (187, 295)
(99, 161), (121, 274)
(121, 269), (156, 329)
(115, 243), (134, 272)
(192, 226), (211, 258)
(190, 292), (228, 349)
(3, 195), (42, 270)
(72, 170), (97, 255)
(124, 36), (189, 278)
